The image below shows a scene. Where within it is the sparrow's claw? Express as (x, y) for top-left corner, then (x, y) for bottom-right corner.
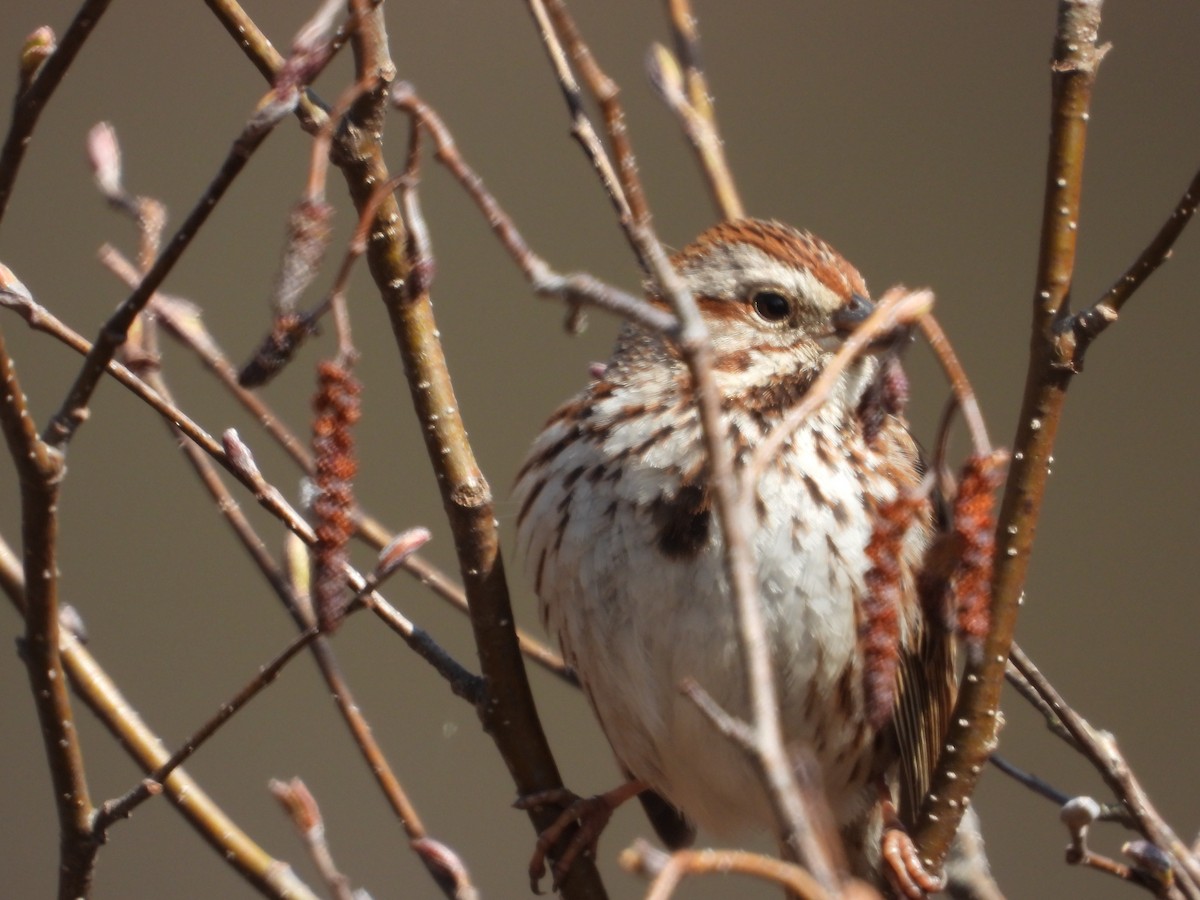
(881, 822), (946, 898)
(515, 781), (645, 892)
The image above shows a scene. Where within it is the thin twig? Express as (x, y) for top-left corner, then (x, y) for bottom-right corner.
(14, 257), (576, 697)
(270, 778), (356, 900)
(1010, 644), (1200, 896)
(151, 376), (436, 848)
(745, 287), (935, 487)
(620, 839), (866, 900)
(1004, 652), (1080, 750)
(411, 836), (481, 900)
(990, 751), (1130, 826)
(391, 84), (676, 336)
(202, 0), (330, 133)
(648, 0), (745, 220)
(95, 627), (320, 834)
(539, 0), (651, 227)
(87, 172), (453, 875)
(362, 591), (484, 703)
(638, 119), (843, 900)
(918, 314), (991, 455)
(0, 0), (114, 227)
(98, 245), (312, 468)
(41, 89), (296, 450)
(523, 0), (643, 264)
(1075, 163), (1200, 354)
(167, 386), (479, 899)
(522, 3), (844, 886)
(989, 754), (1072, 808)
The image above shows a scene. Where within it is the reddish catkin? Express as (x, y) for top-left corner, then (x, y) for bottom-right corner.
(311, 358), (361, 632)
(917, 452), (1006, 650)
(861, 492), (927, 730)
(950, 453), (1005, 647)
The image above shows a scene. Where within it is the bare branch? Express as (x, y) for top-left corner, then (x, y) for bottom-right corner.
(620, 839), (877, 900)
(912, 0), (1110, 870)
(745, 287), (935, 487)
(647, 0), (745, 220)
(1010, 644), (1200, 896)
(0, 0), (114, 226)
(0, 268), (95, 899)
(202, 0), (330, 133)
(42, 89), (296, 450)
(411, 837), (481, 900)
(388, 171), (607, 898)
(330, 8), (608, 896)
(527, 0), (654, 268)
(1074, 163), (1200, 354)
(0, 533), (320, 900)
(270, 778), (357, 900)
(95, 627), (320, 834)
(390, 84), (676, 336)
(520, 4), (847, 887)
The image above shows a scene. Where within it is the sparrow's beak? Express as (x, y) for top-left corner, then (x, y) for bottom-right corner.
(831, 293), (875, 335)
(832, 292), (912, 353)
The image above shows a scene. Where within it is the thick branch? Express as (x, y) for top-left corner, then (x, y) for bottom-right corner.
(327, 8), (607, 898)
(912, 0), (1105, 870)
(0, 539), (320, 900)
(0, 319), (95, 898)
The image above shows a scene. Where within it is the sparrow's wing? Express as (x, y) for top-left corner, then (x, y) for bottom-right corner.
(884, 411), (957, 827)
(892, 620), (956, 827)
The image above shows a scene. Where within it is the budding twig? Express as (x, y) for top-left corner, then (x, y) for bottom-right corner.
(1010, 644), (1200, 896)
(648, 0), (745, 221)
(0, 1), (113, 225)
(0, 532), (322, 899)
(270, 778), (357, 900)
(43, 87), (297, 450)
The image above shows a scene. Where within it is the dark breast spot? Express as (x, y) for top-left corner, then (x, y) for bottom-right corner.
(801, 472), (830, 506)
(813, 431), (833, 466)
(652, 481), (712, 559)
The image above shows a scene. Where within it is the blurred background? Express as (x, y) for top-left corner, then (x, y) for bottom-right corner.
(1, 2), (1198, 897)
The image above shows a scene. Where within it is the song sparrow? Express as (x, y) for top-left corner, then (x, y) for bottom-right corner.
(514, 219), (954, 893)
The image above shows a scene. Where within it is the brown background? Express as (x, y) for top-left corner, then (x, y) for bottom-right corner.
(2, 2), (1198, 898)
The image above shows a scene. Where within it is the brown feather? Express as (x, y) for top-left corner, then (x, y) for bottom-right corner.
(893, 596), (956, 828)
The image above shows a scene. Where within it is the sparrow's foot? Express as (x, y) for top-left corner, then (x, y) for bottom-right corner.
(515, 780), (645, 893)
(878, 792), (946, 898)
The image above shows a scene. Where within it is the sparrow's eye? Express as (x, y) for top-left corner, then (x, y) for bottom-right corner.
(751, 290), (792, 322)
